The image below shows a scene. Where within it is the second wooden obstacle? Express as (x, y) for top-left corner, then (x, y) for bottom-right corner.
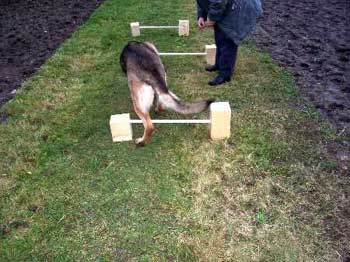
(131, 20), (190, 37)
(159, 44), (217, 65)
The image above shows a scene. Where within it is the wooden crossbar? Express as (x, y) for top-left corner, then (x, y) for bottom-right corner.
(158, 52), (206, 56)
(140, 26), (179, 29)
(130, 119), (211, 124)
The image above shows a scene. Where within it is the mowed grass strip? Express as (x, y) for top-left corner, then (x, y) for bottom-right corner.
(0, 0), (349, 261)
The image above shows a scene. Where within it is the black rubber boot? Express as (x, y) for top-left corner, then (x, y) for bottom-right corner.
(205, 65), (219, 72)
(208, 75), (231, 86)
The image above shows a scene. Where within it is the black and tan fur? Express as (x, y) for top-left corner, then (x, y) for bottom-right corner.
(120, 41), (213, 146)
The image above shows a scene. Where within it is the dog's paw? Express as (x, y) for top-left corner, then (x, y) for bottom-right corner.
(135, 138), (145, 147)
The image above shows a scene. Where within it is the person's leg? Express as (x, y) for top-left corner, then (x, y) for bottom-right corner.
(213, 25), (221, 69)
(206, 25), (221, 71)
(217, 31), (238, 79)
(209, 28), (238, 86)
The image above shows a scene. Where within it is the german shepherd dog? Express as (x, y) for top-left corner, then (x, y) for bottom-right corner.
(120, 41), (213, 146)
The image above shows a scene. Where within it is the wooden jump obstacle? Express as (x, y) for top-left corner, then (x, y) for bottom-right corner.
(110, 102), (231, 142)
(158, 44), (217, 65)
(131, 20), (190, 37)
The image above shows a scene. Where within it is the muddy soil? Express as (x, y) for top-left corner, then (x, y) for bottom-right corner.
(253, 0), (350, 134)
(0, 0), (103, 108)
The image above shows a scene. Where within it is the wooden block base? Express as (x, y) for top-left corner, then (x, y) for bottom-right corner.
(110, 114), (133, 142)
(210, 102), (231, 140)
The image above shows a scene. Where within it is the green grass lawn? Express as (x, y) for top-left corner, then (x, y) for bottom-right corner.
(0, 0), (349, 261)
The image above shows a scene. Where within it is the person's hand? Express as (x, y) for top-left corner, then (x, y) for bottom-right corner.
(205, 19), (215, 27)
(198, 17), (205, 29)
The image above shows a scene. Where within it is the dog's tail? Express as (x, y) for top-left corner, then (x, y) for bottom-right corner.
(158, 91), (214, 114)
(147, 74), (214, 114)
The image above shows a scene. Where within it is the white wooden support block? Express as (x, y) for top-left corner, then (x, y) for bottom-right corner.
(110, 113), (133, 142)
(178, 20), (189, 36)
(210, 102), (231, 140)
(205, 44), (217, 65)
(130, 22), (140, 37)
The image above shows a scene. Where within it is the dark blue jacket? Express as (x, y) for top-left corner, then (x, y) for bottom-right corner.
(197, 0), (262, 45)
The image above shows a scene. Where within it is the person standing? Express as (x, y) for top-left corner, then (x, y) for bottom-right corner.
(197, 0), (263, 86)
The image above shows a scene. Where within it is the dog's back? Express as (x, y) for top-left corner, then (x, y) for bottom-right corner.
(120, 41), (168, 94)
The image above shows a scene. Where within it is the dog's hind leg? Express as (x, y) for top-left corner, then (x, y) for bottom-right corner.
(130, 82), (155, 146)
(134, 111), (154, 146)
